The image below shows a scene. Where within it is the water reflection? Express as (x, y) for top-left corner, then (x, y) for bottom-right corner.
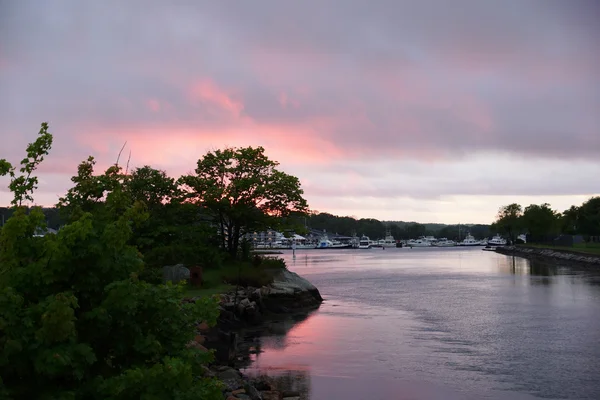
(234, 311), (317, 370)
(242, 249), (600, 400)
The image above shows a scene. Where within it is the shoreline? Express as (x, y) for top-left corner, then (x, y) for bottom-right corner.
(494, 245), (600, 268)
(188, 268), (323, 399)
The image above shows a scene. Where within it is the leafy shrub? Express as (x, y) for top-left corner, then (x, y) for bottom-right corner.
(221, 265), (273, 288)
(255, 256), (287, 270)
(0, 124), (223, 400)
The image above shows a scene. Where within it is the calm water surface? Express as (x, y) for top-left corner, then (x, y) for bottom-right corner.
(242, 247), (600, 400)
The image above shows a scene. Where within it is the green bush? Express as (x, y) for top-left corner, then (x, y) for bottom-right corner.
(221, 265), (273, 288)
(0, 124), (223, 400)
(255, 256), (287, 270)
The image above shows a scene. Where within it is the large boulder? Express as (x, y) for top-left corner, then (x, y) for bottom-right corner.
(162, 264), (190, 283)
(261, 269), (323, 313)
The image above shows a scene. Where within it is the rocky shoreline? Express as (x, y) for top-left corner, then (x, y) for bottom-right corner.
(495, 245), (600, 267)
(187, 269), (323, 400)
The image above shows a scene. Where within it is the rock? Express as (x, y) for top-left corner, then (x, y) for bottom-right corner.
(197, 321), (210, 331)
(194, 334), (205, 345)
(249, 288), (262, 302)
(217, 367), (241, 381)
(245, 384), (263, 400)
(236, 395), (252, 400)
(162, 264), (190, 284)
(243, 302), (262, 325)
(232, 389), (246, 395)
(282, 391), (300, 398)
(260, 391), (281, 400)
(195, 344), (208, 352)
(226, 397), (237, 400)
(199, 365), (214, 378)
(186, 341), (208, 351)
(221, 377), (244, 392)
(240, 298), (251, 307)
(282, 397), (300, 400)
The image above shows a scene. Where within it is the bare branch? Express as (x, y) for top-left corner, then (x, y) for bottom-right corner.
(115, 141), (128, 167)
(125, 150), (132, 175)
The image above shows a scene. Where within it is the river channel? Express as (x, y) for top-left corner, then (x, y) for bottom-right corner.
(241, 247), (600, 400)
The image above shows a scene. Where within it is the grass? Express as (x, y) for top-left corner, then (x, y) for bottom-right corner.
(519, 242), (600, 256)
(183, 255), (287, 298)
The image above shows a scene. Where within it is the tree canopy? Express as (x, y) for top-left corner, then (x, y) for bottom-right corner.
(180, 146), (308, 256)
(493, 203), (523, 242)
(521, 203), (560, 239)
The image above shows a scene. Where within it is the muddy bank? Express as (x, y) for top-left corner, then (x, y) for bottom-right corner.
(188, 269), (323, 399)
(495, 245), (600, 268)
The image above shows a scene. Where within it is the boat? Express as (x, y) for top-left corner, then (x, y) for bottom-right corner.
(433, 238), (456, 247)
(487, 234), (507, 246)
(406, 238), (432, 247)
(377, 230), (396, 248)
(315, 236), (353, 249)
(358, 235), (372, 249)
(457, 233), (480, 246)
(482, 246), (496, 251)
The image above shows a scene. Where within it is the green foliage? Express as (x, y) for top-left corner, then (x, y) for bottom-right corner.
(577, 196), (600, 236)
(521, 203), (560, 238)
(0, 122), (53, 206)
(561, 205), (580, 235)
(180, 146), (308, 257)
(220, 256), (286, 288)
(255, 255), (287, 270)
(0, 124), (223, 400)
(494, 203), (523, 242)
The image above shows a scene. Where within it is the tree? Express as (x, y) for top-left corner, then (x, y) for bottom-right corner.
(494, 203), (523, 243)
(180, 146), (308, 257)
(578, 196), (600, 237)
(560, 205), (580, 235)
(521, 203), (560, 241)
(0, 123), (53, 207)
(0, 124), (222, 399)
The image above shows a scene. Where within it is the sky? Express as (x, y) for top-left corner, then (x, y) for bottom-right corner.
(1, 0), (599, 224)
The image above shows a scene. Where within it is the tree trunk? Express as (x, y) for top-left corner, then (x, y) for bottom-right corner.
(227, 221), (235, 256)
(219, 212), (226, 251)
(231, 225), (241, 258)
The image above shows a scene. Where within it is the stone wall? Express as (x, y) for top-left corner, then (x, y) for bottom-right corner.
(495, 246), (600, 267)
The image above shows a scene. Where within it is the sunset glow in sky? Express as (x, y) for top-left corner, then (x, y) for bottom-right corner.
(1, 1), (599, 223)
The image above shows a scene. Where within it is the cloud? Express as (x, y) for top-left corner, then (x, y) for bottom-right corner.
(0, 0), (599, 221)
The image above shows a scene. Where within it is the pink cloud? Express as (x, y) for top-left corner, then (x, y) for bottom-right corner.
(146, 98), (161, 112)
(188, 79), (244, 117)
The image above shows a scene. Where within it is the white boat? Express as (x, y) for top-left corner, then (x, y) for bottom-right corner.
(487, 234), (507, 246)
(358, 235), (372, 249)
(292, 243), (317, 249)
(433, 238), (456, 247)
(377, 230), (397, 248)
(316, 235), (352, 249)
(458, 233), (480, 246)
(406, 238), (432, 247)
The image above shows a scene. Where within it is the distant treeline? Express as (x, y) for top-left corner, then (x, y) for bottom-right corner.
(0, 207), (64, 230)
(304, 212), (491, 240)
(493, 196), (600, 243)
(1, 206), (491, 240)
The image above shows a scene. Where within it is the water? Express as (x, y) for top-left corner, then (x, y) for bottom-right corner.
(241, 247), (600, 399)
